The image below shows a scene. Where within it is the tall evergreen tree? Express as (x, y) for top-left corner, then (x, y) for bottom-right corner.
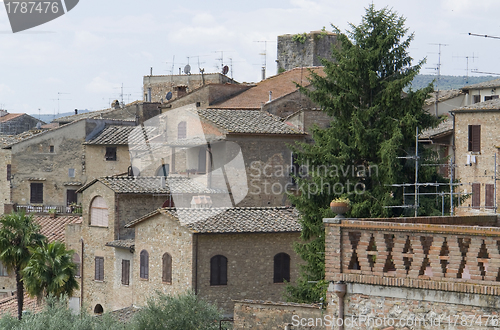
(0, 212), (45, 320)
(286, 5), (445, 303)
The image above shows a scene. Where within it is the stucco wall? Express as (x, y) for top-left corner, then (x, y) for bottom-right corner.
(85, 145), (130, 180)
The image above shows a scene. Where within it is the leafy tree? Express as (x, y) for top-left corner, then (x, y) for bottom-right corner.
(22, 241), (79, 300)
(0, 211), (45, 320)
(131, 292), (222, 330)
(286, 5), (445, 303)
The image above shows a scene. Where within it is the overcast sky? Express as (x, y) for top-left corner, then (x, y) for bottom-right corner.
(1, 0), (499, 117)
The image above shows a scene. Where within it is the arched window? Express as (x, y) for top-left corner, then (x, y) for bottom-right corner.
(210, 255), (227, 286)
(162, 253), (172, 283)
(73, 253), (81, 277)
(274, 253), (290, 283)
(177, 121), (187, 139)
(94, 304), (103, 314)
(90, 196), (108, 227)
(140, 250), (149, 280)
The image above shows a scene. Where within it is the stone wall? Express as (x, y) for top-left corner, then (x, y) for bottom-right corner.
(0, 114), (43, 136)
(234, 300), (325, 330)
(197, 232), (301, 314)
(454, 111), (500, 215)
(277, 31), (337, 73)
(85, 145), (130, 180)
(0, 148), (11, 215)
(132, 212), (194, 307)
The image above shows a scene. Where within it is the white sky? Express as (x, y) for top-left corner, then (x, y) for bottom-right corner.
(1, 0), (499, 116)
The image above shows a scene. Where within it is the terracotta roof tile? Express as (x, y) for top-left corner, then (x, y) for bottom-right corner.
(127, 206), (301, 233)
(460, 78), (500, 90)
(33, 215), (82, 243)
(453, 98), (500, 112)
(424, 90), (464, 105)
(197, 109), (304, 135)
(0, 129), (46, 148)
(419, 119), (453, 139)
(84, 125), (155, 145)
(211, 67), (324, 109)
(0, 113), (24, 123)
(105, 239), (135, 250)
(0, 293), (42, 317)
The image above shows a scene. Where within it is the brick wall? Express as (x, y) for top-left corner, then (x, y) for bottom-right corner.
(234, 300), (325, 330)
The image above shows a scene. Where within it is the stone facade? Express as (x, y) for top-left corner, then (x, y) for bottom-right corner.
(452, 105), (500, 215)
(0, 112), (43, 136)
(233, 300), (325, 330)
(84, 144), (130, 179)
(143, 73), (237, 103)
(277, 31), (337, 73)
(0, 148), (11, 214)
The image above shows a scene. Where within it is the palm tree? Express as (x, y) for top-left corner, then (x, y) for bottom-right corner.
(0, 211), (45, 320)
(22, 241), (79, 300)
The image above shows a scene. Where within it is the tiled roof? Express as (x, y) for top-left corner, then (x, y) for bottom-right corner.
(197, 109), (304, 135)
(33, 215), (82, 243)
(0, 293), (42, 318)
(109, 305), (141, 322)
(0, 129), (46, 148)
(0, 113), (24, 123)
(84, 125), (154, 145)
(127, 206), (302, 233)
(105, 239), (135, 250)
(53, 108), (118, 123)
(424, 90), (463, 106)
(419, 119), (453, 139)
(78, 175), (226, 195)
(452, 98), (500, 112)
(211, 67), (324, 109)
(460, 78), (500, 90)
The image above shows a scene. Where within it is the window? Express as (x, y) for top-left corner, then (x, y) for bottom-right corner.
(472, 183), (481, 210)
(198, 147), (207, 173)
(122, 260), (130, 285)
(473, 95), (481, 104)
(95, 257), (104, 281)
(486, 184), (495, 209)
(210, 255), (227, 286)
(196, 102), (201, 107)
(66, 189), (77, 206)
(68, 168), (75, 178)
(162, 253), (172, 283)
(0, 261), (8, 276)
(105, 147), (117, 161)
(468, 125), (481, 152)
(177, 121), (187, 139)
(90, 196), (108, 227)
(30, 183), (43, 204)
(6, 164), (11, 181)
(49, 145), (54, 153)
(94, 304), (103, 314)
(484, 95), (499, 101)
(73, 253), (80, 277)
(274, 253), (291, 283)
(140, 250), (149, 280)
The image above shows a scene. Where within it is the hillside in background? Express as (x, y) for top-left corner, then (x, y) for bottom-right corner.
(409, 75), (497, 91)
(36, 110), (90, 123)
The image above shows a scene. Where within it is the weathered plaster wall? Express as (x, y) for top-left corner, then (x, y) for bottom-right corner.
(85, 145), (130, 179)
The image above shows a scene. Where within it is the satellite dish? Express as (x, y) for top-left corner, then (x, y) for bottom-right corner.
(222, 65), (229, 75)
(166, 92), (173, 101)
(184, 64), (191, 75)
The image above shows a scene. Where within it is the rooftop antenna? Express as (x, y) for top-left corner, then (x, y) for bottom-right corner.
(452, 53), (478, 84)
(213, 50), (234, 73)
(468, 33), (500, 40)
(426, 43), (448, 116)
(254, 40), (275, 80)
(50, 92), (70, 120)
(114, 83), (132, 106)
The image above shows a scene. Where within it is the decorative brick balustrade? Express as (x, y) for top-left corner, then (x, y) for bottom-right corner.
(324, 215), (500, 295)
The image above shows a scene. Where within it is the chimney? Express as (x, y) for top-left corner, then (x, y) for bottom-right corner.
(75, 109), (78, 115)
(268, 91), (272, 102)
(150, 67), (153, 76)
(262, 67), (266, 81)
(147, 88), (152, 102)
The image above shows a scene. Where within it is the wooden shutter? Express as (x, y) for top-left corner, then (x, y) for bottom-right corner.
(210, 255), (227, 285)
(162, 253), (172, 283)
(122, 260), (130, 285)
(485, 184), (495, 209)
(140, 250), (149, 279)
(95, 257), (104, 281)
(30, 183), (43, 204)
(274, 253), (291, 283)
(90, 197), (108, 227)
(6, 164), (11, 181)
(468, 125), (481, 152)
(472, 183), (481, 209)
(177, 121), (187, 139)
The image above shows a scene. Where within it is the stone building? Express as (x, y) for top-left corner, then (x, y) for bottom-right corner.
(0, 110), (44, 136)
(143, 72), (238, 104)
(276, 30), (338, 73)
(451, 99), (500, 215)
(460, 78), (500, 105)
(3, 118), (134, 214)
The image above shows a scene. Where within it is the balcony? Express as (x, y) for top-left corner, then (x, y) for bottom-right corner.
(324, 215), (500, 295)
(15, 204), (82, 215)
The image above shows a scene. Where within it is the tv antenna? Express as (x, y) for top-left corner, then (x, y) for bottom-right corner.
(213, 50), (234, 73)
(452, 54), (478, 84)
(254, 40), (275, 80)
(468, 33), (500, 40)
(114, 83), (132, 106)
(50, 92), (71, 119)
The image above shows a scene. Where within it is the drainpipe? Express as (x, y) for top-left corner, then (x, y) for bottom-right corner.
(333, 281), (347, 330)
